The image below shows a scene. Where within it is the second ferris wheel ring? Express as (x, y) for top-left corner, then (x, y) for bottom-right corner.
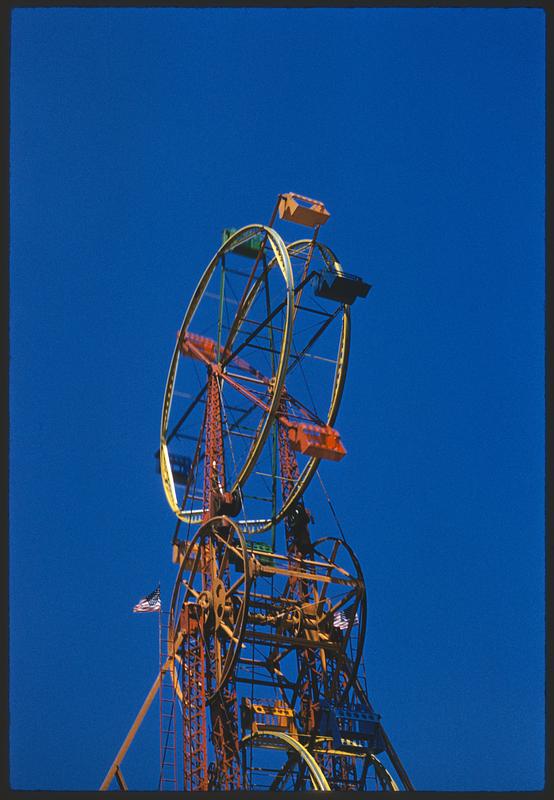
(160, 224), (295, 524)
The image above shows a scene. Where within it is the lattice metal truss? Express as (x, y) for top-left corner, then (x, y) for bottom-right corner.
(100, 192), (413, 792)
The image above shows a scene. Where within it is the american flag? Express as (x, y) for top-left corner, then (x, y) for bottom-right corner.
(133, 585), (161, 613)
(333, 608), (359, 630)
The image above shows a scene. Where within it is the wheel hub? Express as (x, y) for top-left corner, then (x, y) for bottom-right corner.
(197, 578), (226, 629)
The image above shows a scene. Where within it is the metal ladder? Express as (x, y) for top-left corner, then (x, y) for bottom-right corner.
(159, 610), (178, 790)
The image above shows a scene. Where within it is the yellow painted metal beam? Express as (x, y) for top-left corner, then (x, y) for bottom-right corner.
(241, 730), (331, 791)
(99, 630), (184, 791)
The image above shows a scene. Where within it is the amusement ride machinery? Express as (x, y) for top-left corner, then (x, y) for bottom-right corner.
(100, 192), (414, 791)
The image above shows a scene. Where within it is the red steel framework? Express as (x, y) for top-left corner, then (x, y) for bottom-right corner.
(180, 602), (209, 791)
(100, 192), (414, 792)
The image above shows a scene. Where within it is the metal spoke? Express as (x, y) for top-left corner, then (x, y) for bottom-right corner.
(227, 573), (245, 596)
(166, 381), (208, 445)
(219, 620), (242, 646)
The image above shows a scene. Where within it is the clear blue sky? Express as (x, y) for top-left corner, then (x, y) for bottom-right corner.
(9, 6), (544, 791)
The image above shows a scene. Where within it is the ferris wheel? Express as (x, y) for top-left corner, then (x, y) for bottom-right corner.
(100, 193), (413, 793)
(159, 226), (356, 532)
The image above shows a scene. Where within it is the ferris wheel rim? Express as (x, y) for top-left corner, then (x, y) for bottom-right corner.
(369, 754), (401, 791)
(160, 224), (295, 522)
(240, 730), (331, 791)
(244, 239), (351, 534)
(310, 534), (367, 705)
(170, 514), (252, 700)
